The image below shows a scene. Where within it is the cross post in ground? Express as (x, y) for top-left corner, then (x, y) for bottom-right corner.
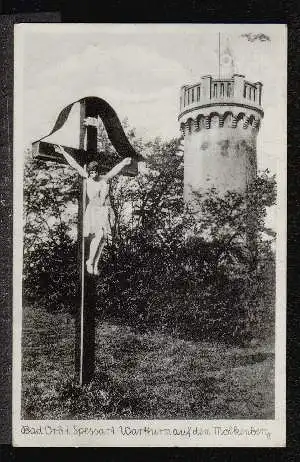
(32, 98), (139, 385)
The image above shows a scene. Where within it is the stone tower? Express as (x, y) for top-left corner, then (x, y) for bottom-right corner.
(178, 56), (264, 203)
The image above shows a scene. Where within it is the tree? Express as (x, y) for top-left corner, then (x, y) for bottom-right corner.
(23, 122), (277, 344)
(180, 176), (276, 342)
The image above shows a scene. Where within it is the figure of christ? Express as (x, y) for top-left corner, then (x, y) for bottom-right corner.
(54, 145), (132, 275)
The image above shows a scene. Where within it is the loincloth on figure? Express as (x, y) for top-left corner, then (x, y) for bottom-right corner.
(83, 202), (115, 238)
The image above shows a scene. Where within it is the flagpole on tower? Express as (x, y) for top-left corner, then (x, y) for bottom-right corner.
(218, 32), (221, 78)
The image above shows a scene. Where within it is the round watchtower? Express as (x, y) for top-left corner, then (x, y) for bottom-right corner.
(178, 73), (264, 202)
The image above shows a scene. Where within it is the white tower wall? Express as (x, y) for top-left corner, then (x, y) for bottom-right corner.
(178, 74), (263, 203)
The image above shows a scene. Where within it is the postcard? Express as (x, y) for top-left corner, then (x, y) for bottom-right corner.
(13, 23), (286, 447)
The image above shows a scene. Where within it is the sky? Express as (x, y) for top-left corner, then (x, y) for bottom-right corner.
(15, 23), (286, 198)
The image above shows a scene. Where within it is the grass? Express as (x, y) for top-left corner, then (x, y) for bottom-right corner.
(21, 304), (274, 420)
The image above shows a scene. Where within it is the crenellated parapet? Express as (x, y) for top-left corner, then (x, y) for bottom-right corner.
(178, 74), (263, 132)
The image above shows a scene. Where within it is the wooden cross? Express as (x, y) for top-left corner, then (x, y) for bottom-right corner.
(32, 99), (140, 385)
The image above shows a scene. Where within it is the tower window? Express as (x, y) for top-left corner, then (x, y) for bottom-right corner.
(227, 83), (231, 97)
(243, 85), (247, 98)
(253, 88), (256, 101)
(197, 86), (201, 101)
(220, 83), (224, 97)
(192, 88), (195, 103)
(249, 87), (252, 100)
(213, 84), (217, 97)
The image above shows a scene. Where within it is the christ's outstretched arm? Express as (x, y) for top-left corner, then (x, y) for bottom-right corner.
(104, 157), (132, 181)
(54, 145), (88, 178)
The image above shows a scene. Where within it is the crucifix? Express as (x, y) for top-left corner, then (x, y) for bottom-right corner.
(32, 97), (143, 385)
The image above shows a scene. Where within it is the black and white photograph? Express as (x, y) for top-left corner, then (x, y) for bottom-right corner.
(13, 23), (286, 447)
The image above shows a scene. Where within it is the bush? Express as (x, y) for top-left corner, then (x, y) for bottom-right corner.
(23, 232), (78, 312)
(95, 234), (275, 345)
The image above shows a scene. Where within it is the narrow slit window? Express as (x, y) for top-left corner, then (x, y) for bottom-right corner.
(192, 88), (194, 103)
(220, 83), (224, 97)
(227, 83), (231, 97)
(197, 86), (201, 101)
(213, 84), (217, 97)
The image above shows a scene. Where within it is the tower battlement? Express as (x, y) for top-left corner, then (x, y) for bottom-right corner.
(179, 74), (263, 133)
